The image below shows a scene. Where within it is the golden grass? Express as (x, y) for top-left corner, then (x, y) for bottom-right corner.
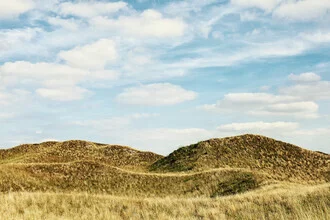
(0, 183), (329, 220)
(0, 162), (263, 197)
(0, 140), (162, 171)
(0, 135), (329, 219)
(151, 134), (329, 182)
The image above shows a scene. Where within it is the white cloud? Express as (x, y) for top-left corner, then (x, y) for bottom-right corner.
(170, 39), (309, 69)
(36, 86), (90, 101)
(231, 0), (281, 12)
(58, 39), (117, 70)
(0, 88), (31, 105)
(211, 31), (224, 39)
(249, 40), (308, 57)
(90, 9), (186, 38)
(0, 61), (86, 85)
(116, 83), (197, 106)
(0, 0), (34, 19)
(250, 102), (319, 119)
(240, 11), (259, 21)
(0, 113), (15, 120)
(58, 1), (127, 18)
(0, 28), (40, 58)
(288, 72), (321, 83)
(232, 0), (330, 22)
(280, 81), (330, 100)
(201, 71), (330, 119)
(164, 0), (218, 15)
(273, 0), (330, 21)
(0, 91), (12, 106)
(281, 72), (330, 100)
(223, 93), (298, 104)
(0, 60), (118, 101)
(293, 128), (330, 136)
(89, 70), (119, 80)
(117, 46), (189, 81)
(47, 17), (80, 31)
(263, 102), (318, 113)
(300, 31), (330, 44)
(217, 121), (299, 131)
(260, 85), (271, 91)
(201, 93), (319, 119)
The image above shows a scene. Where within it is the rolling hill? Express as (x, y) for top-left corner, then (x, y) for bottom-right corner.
(0, 140), (162, 170)
(0, 139), (260, 197)
(0, 135), (329, 219)
(150, 134), (330, 182)
(0, 135), (329, 197)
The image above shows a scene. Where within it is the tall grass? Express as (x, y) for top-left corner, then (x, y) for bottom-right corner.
(1, 183), (329, 220)
(1, 136), (329, 219)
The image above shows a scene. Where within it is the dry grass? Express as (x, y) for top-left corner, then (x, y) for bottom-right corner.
(0, 140), (162, 171)
(0, 183), (329, 220)
(0, 135), (329, 219)
(0, 162), (263, 197)
(151, 134), (330, 182)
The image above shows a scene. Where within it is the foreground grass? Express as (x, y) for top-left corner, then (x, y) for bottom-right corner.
(1, 183), (329, 220)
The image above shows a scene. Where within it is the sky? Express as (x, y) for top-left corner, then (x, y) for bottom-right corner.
(0, 0), (330, 155)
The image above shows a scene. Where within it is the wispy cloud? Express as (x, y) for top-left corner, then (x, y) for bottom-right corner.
(116, 83), (197, 106)
(0, 0), (330, 153)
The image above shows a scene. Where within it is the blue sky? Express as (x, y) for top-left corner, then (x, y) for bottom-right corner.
(0, 0), (330, 155)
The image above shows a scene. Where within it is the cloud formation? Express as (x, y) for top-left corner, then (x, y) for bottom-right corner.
(217, 121), (299, 132)
(36, 86), (89, 101)
(201, 73), (324, 119)
(288, 72), (321, 83)
(58, 39), (118, 70)
(0, 0), (34, 19)
(90, 9), (186, 38)
(116, 83), (197, 106)
(280, 73), (330, 100)
(58, 1), (128, 18)
(0, 0), (329, 154)
(232, 0), (330, 22)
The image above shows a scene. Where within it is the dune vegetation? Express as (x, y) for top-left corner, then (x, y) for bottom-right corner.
(0, 134), (329, 219)
(1, 183), (329, 220)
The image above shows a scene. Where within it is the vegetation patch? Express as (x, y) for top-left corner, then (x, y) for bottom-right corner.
(0, 135), (329, 218)
(150, 134), (330, 182)
(211, 172), (259, 197)
(149, 143), (199, 172)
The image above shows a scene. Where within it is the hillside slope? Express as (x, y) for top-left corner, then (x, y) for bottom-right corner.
(0, 135), (329, 197)
(0, 139), (265, 196)
(0, 162), (261, 197)
(150, 134), (330, 182)
(0, 140), (162, 170)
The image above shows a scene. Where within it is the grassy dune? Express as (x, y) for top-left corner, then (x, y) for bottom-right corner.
(151, 135), (329, 182)
(0, 135), (329, 219)
(0, 162), (262, 197)
(1, 183), (329, 220)
(0, 140), (162, 171)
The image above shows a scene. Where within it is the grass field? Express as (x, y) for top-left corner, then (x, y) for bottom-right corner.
(0, 135), (329, 219)
(1, 183), (329, 220)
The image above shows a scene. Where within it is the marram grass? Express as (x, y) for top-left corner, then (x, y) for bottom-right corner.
(0, 183), (329, 220)
(0, 135), (329, 219)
